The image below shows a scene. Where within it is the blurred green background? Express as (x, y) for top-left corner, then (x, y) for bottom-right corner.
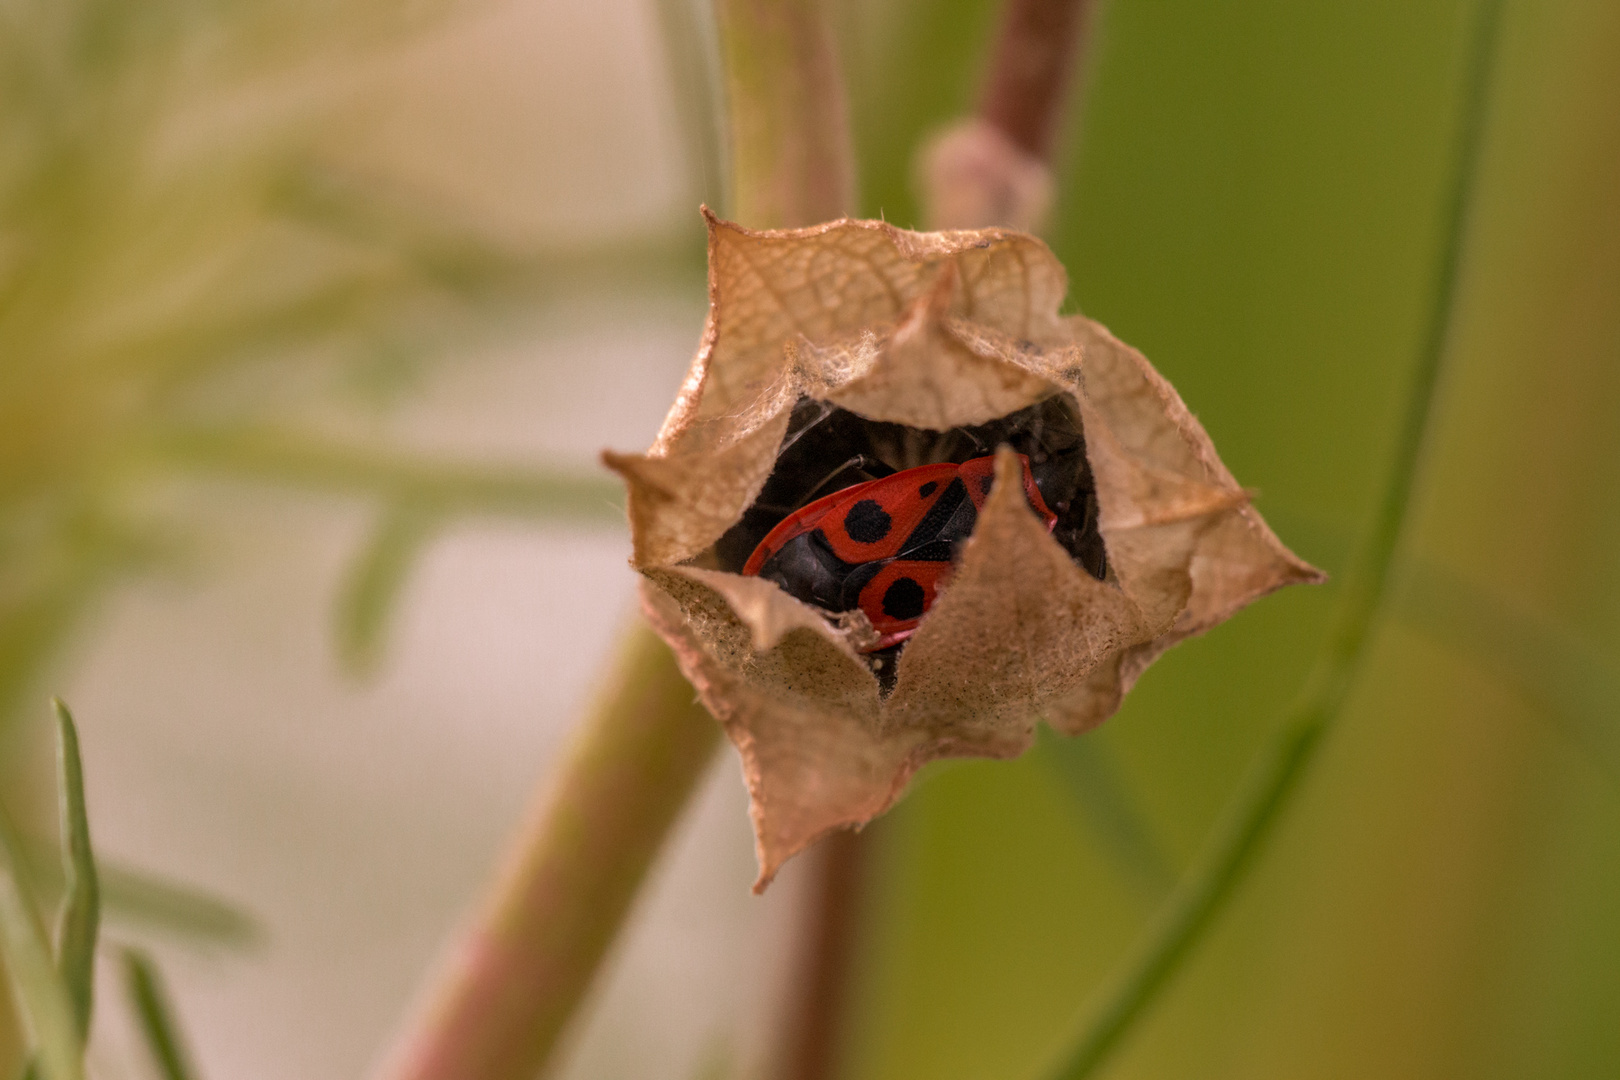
(846, 1), (1620, 1078)
(1, 0), (1616, 1077)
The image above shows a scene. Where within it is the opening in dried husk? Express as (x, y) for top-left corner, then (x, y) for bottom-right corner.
(711, 393), (1110, 690)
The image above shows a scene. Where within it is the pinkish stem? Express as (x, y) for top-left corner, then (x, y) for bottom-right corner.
(373, 622), (719, 1080)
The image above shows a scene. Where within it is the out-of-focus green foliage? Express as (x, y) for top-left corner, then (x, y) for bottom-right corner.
(124, 947), (203, 1080)
(0, 0), (685, 1068)
(843, 1), (1620, 1078)
(0, 0), (682, 734)
(0, 702), (104, 1080)
(5, 698), (216, 1080)
(0, 808), (82, 1080)
(48, 699), (97, 1042)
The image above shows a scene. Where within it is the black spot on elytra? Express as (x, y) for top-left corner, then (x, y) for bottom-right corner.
(978, 475), (995, 498)
(843, 499), (892, 543)
(881, 576), (927, 620)
(918, 480), (938, 497)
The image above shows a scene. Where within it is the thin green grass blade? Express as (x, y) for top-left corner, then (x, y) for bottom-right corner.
(1043, 0), (1508, 1074)
(336, 500), (439, 677)
(153, 428), (625, 521)
(123, 949), (201, 1080)
(1396, 564), (1620, 775)
(0, 813), (83, 1080)
(50, 699), (99, 1041)
(1034, 726), (1175, 899)
(1244, 508), (1619, 774)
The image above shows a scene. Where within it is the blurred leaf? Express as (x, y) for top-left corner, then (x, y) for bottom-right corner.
(270, 164), (706, 305)
(0, 513), (175, 730)
(0, 577), (99, 737)
(155, 428), (625, 521)
(0, 0), (696, 749)
(0, 812), (82, 1080)
(1396, 564), (1620, 777)
(1033, 726), (1174, 899)
(48, 700), (97, 1041)
(336, 500), (440, 676)
(21, 848), (262, 951)
(122, 949), (201, 1080)
(1248, 505), (1619, 776)
(96, 863), (262, 950)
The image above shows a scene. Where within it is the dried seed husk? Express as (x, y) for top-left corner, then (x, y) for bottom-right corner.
(607, 213), (1323, 888)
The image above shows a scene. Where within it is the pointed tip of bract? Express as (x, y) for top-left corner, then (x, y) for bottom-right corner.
(1291, 555), (1331, 587)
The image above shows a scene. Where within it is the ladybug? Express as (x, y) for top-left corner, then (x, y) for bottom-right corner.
(743, 453), (1058, 651)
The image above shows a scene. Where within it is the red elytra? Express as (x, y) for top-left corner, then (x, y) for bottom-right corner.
(742, 454), (1057, 651)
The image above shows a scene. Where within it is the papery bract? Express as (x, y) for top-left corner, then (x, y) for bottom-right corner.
(606, 211), (1322, 890)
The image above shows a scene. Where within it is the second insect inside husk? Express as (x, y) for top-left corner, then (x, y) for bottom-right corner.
(606, 211), (1323, 889)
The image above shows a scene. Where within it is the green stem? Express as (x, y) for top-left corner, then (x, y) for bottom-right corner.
(153, 428), (624, 523)
(374, 623), (720, 1080)
(709, 4), (865, 1076)
(714, 0), (854, 228)
(1046, 0), (1507, 1075)
(374, 4), (855, 1076)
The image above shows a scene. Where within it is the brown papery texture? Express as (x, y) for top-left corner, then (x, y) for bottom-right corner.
(606, 213), (1322, 889)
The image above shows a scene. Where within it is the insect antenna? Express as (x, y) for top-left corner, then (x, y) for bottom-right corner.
(945, 425), (988, 462)
(774, 397), (838, 457)
(799, 454), (897, 504)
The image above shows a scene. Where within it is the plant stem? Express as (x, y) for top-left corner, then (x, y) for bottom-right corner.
(377, 4), (855, 1076)
(919, 0), (1097, 231)
(155, 427), (625, 524)
(980, 0), (1099, 163)
(714, 0), (854, 228)
(374, 622), (720, 1080)
(1045, 0), (1506, 1076)
(773, 829), (867, 1080)
(708, 4), (867, 1076)
(772, 4), (1105, 1073)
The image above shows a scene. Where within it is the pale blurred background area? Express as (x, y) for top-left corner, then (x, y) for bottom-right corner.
(0, 0), (809, 1077)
